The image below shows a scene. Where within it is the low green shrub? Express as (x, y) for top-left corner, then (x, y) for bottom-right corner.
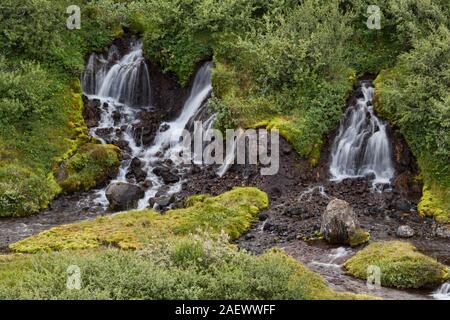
(0, 165), (60, 217)
(0, 232), (371, 300)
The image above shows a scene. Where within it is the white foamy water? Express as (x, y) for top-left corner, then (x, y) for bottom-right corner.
(432, 282), (450, 300)
(299, 185), (329, 202)
(137, 62), (213, 209)
(330, 82), (394, 187)
(81, 40), (214, 210)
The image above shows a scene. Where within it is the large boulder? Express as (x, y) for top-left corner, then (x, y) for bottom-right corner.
(105, 182), (144, 211)
(320, 198), (369, 246)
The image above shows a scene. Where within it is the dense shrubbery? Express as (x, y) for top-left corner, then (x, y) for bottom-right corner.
(0, 0), (448, 218)
(374, 26), (450, 221)
(2, 188), (368, 300)
(0, 0), (122, 216)
(0, 237), (368, 300)
(0, 165), (60, 217)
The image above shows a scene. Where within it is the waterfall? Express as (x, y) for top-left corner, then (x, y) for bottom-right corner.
(138, 62), (213, 208)
(81, 40), (214, 210)
(329, 81), (394, 187)
(142, 62), (213, 157)
(432, 282), (450, 300)
(82, 41), (151, 108)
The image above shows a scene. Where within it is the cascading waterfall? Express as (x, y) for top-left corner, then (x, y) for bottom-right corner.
(137, 62), (213, 208)
(82, 41), (151, 108)
(81, 42), (213, 210)
(329, 81), (395, 187)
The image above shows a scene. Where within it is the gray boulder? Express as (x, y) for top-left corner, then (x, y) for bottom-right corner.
(105, 182), (144, 211)
(396, 225), (414, 238)
(320, 198), (369, 246)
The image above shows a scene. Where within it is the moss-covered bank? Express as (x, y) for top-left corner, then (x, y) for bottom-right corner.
(344, 241), (449, 289)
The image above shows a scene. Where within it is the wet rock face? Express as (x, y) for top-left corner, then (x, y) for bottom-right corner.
(149, 194), (175, 211)
(153, 166), (180, 184)
(320, 198), (359, 244)
(83, 95), (102, 128)
(105, 182), (144, 211)
(126, 157), (147, 183)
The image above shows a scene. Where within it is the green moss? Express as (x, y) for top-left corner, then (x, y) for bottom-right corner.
(348, 228), (370, 247)
(9, 187), (268, 253)
(418, 184), (450, 224)
(344, 241), (449, 289)
(172, 187), (268, 239)
(4, 187), (376, 300)
(56, 143), (121, 193)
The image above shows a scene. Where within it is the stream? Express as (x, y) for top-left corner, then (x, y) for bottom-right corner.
(0, 39), (448, 300)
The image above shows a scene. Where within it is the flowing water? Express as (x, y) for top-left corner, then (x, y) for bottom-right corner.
(81, 41), (214, 210)
(432, 282), (450, 300)
(1, 42), (448, 300)
(330, 81), (395, 187)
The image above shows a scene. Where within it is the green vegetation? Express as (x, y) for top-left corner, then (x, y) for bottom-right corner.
(1, 188), (370, 300)
(56, 143), (121, 193)
(417, 184), (450, 224)
(0, 0), (122, 216)
(374, 26), (450, 222)
(0, 238), (369, 300)
(1, 0), (448, 219)
(348, 228), (370, 247)
(0, 165), (60, 217)
(10, 187), (268, 253)
(344, 241), (449, 289)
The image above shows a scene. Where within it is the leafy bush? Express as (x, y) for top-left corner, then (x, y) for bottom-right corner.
(0, 0), (121, 216)
(0, 165), (60, 217)
(1, 231), (370, 300)
(374, 26), (450, 221)
(344, 241), (449, 289)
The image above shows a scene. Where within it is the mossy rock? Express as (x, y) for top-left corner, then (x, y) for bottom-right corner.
(344, 241), (449, 289)
(348, 228), (370, 247)
(55, 143), (121, 193)
(9, 187), (268, 253)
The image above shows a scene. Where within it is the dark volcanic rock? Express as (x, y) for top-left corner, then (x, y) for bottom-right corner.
(82, 95), (102, 128)
(105, 182), (144, 211)
(126, 157), (147, 182)
(153, 166), (180, 184)
(149, 194), (175, 210)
